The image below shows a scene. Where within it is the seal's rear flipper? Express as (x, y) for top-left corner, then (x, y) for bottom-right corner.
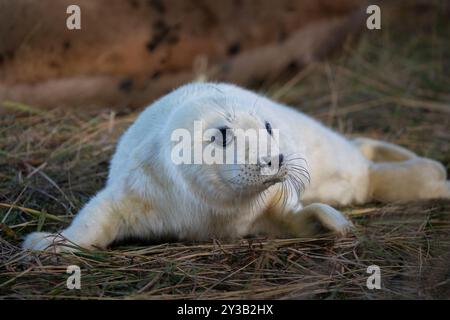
(352, 137), (450, 202)
(353, 137), (417, 162)
(368, 157), (450, 202)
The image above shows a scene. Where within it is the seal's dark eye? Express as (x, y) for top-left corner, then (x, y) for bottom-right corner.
(219, 127), (227, 146)
(216, 126), (231, 148)
(265, 121), (273, 135)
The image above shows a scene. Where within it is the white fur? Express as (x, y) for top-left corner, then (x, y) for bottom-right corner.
(22, 82), (449, 251)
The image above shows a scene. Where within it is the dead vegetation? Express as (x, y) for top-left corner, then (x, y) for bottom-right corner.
(1, 2), (450, 299)
(1, 200), (450, 299)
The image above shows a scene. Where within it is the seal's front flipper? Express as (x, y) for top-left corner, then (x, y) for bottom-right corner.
(250, 203), (354, 238)
(289, 203), (354, 237)
(22, 232), (66, 253)
(22, 188), (124, 252)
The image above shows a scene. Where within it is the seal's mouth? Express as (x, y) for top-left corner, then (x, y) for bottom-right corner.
(263, 176), (285, 186)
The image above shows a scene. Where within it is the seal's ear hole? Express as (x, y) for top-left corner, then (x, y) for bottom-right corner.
(265, 121), (273, 135)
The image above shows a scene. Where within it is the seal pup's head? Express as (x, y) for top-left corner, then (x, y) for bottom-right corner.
(165, 86), (309, 209)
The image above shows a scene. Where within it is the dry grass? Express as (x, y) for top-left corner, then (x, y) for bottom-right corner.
(1, 201), (450, 299)
(1, 2), (450, 299)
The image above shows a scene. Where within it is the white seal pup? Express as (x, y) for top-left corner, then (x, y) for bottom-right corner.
(23, 82), (450, 251)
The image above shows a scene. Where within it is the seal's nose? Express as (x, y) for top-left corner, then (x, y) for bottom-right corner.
(260, 154), (284, 169)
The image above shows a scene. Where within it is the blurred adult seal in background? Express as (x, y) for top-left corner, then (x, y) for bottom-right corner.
(0, 0), (365, 110)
